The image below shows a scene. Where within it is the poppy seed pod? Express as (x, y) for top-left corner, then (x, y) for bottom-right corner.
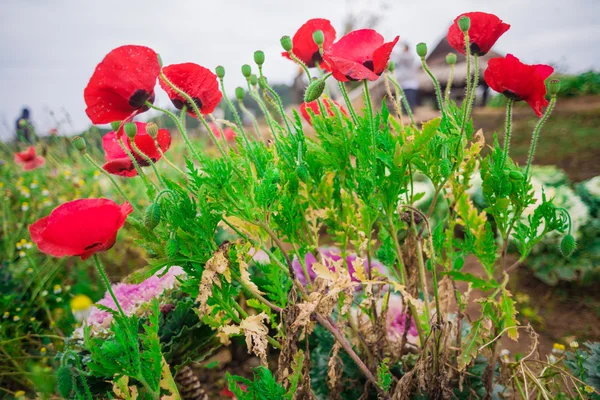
(458, 16), (471, 33)
(312, 29), (325, 46)
(296, 164), (309, 183)
(215, 65), (225, 79)
(110, 121), (122, 132)
(146, 122), (159, 138)
(560, 234), (576, 257)
(508, 170), (524, 181)
(235, 87), (245, 100)
(548, 79), (560, 96)
(124, 122), (137, 139)
(56, 366), (74, 399)
(241, 64), (252, 78)
(258, 76), (269, 89)
(446, 53), (457, 65)
(71, 136), (86, 153)
(254, 50), (265, 66)
(280, 35), (293, 52)
(387, 61), (396, 72)
(416, 43), (428, 58)
(304, 78), (326, 103)
(249, 74), (258, 86)
(144, 202), (161, 230)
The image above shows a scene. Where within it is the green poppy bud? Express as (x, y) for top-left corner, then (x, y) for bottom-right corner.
(166, 237), (179, 259)
(288, 174), (299, 194)
(548, 79), (560, 96)
(249, 74), (258, 86)
(241, 64), (252, 78)
(560, 234), (576, 257)
(387, 61), (396, 72)
(144, 202), (161, 230)
(508, 170), (524, 181)
(296, 164), (309, 183)
(458, 16), (471, 33)
(71, 136), (86, 153)
(110, 121), (121, 132)
(215, 65), (225, 79)
(416, 43), (428, 58)
(304, 78), (326, 103)
(254, 50), (265, 66)
(56, 366), (74, 398)
(271, 168), (280, 184)
(280, 35), (293, 52)
(312, 30), (325, 46)
(258, 76), (269, 90)
(446, 53), (457, 65)
(146, 122), (159, 138)
(235, 87), (245, 101)
(123, 122), (137, 139)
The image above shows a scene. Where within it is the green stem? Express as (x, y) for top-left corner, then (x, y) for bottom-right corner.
(501, 99), (515, 168)
(459, 32), (472, 139)
(129, 141), (167, 188)
(247, 83), (279, 142)
(338, 81), (359, 123)
(146, 102), (202, 164)
(238, 99), (263, 142)
(387, 73), (416, 125)
(155, 144), (186, 177)
(258, 76), (292, 136)
(218, 78), (252, 148)
(93, 254), (126, 319)
(420, 57), (444, 117)
(444, 64), (455, 105)
(289, 52), (312, 80)
(82, 153), (140, 213)
(465, 55), (479, 123)
(118, 138), (158, 193)
(362, 80), (377, 175)
(525, 96), (556, 178)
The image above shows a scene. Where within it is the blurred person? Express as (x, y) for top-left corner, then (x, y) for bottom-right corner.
(15, 108), (36, 144)
(395, 43), (419, 114)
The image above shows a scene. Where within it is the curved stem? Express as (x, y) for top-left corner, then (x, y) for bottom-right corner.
(218, 78), (252, 148)
(420, 57), (444, 117)
(259, 78), (292, 136)
(362, 80), (377, 176)
(387, 73), (416, 125)
(338, 81), (359, 123)
(82, 153), (140, 213)
(155, 144), (186, 177)
(459, 32), (472, 139)
(238, 99), (262, 142)
(288, 52), (312, 80)
(444, 64), (455, 105)
(93, 254), (126, 319)
(129, 141), (167, 188)
(501, 99), (515, 168)
(465, 55), (479, 122)
(118, 138), (158, 193)
(146, 102), (202, 163)
(525, 96), (556, 178)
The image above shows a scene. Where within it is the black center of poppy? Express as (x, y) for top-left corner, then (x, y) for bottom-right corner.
(84, 242), (102, 251)
(311, 51), (323, 66)
(469, 43), (485, 56)
(362, 60), (375, 72)
(171, 97), (203, 114)
(502, 90), (523, 102)
(129, 89), (152, 109)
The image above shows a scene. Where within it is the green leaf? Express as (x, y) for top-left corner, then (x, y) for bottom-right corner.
(446, 271), (498, 291)
(500, 289), (519, 341)
(459, 317), (491, 370)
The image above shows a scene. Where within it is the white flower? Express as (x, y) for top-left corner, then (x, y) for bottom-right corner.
(41, 189), (50, 196)
(582, 176), (600, 198)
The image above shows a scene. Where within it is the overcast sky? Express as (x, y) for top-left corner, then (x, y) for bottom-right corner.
(1, 0), (599, 138)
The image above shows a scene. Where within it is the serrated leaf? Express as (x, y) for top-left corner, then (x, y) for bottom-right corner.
(458, 317), (491, 370)
(500, 289), (519, 341)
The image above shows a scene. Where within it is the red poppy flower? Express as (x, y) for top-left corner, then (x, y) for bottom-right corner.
(102, 122), (171, 177)
(484, 54), (554, 117)
(29, 198), (133, 260)
(447, 12), (510, 56)
(14, 146), (45, 171)
(282, 18), (336, 68)
(300, 98), (348, 124)
(209, 123), (236, 142)
(84, 45), (160, 125)
(159, 63), (222, 117)
(323, 29), (399, 82)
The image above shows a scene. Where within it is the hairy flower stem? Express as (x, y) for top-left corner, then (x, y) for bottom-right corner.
(247, 83), (279, 143)
(257, 71), (292, 136)
(459, 32), (472, 140)
(420, 57), (445, 118)
(288, 52), (312, 80)
(82, 153), (140, 213)
(501, 99), (515, 168)
(146, 102), (202, 163)
(129, 141), (167, 188)
(338, 81), (359, 123)
(118, 138), (158, 193)
(384, 73), (404, 125)
(387, 73), (416, 125)
(444, 64), (456, 105)
(363, 80), (377, 179)
(155, 145), (185, 177)
(525, 95), (557, 178)
(465, 55), (480, 120)
(237, 99), (262, 142)
(93, 254), (126, 319)
(218, 78), (252, 149)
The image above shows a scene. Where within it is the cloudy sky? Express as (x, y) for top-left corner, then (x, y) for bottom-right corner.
(1, 0), (599, 138)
